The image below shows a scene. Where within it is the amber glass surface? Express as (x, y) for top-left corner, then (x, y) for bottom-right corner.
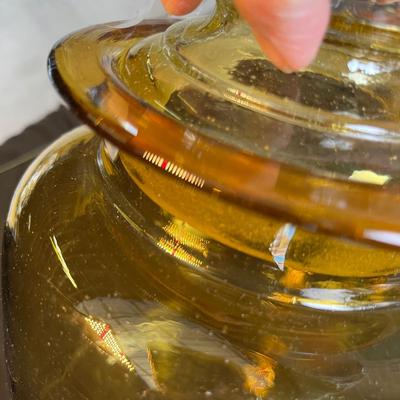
(4, 0), (400, 399)
(4, 127), (400, 399)
(48, 1), (400, 249)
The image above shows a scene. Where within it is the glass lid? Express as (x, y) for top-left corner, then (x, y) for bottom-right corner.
(48, 0), (400, 248)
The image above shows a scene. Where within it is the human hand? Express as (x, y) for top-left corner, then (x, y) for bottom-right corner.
(161, 0), (331, 72)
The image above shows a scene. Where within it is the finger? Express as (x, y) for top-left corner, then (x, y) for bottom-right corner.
(375, 0), (399, 4)
(235, 0), (331, 72)
(161, 0), (203, 16)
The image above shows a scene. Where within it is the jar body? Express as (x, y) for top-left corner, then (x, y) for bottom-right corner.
(3, 126), (400, 399)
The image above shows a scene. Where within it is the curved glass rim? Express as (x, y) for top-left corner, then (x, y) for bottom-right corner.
(48, 18), (400, 249)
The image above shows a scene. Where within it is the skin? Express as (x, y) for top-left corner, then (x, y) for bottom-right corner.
(161, 0), (331, 72)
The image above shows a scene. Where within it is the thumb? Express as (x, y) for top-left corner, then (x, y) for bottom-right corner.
(234, 0), (331, 72)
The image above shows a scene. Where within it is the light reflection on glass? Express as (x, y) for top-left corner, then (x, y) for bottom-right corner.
(157, 219), (209, 268)
(78, 298), (276, 397)
(142, 150), (205, 188)
(85, 316), (135, 373)
(269, 224), (296, 271)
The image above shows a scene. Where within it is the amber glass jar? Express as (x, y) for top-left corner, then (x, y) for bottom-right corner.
(3, 1), (400, 398)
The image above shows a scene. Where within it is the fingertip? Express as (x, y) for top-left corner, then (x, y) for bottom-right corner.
(235, 0), (331, 72)
(161, 0), (203, 16)
(254, 34), (296, 73)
